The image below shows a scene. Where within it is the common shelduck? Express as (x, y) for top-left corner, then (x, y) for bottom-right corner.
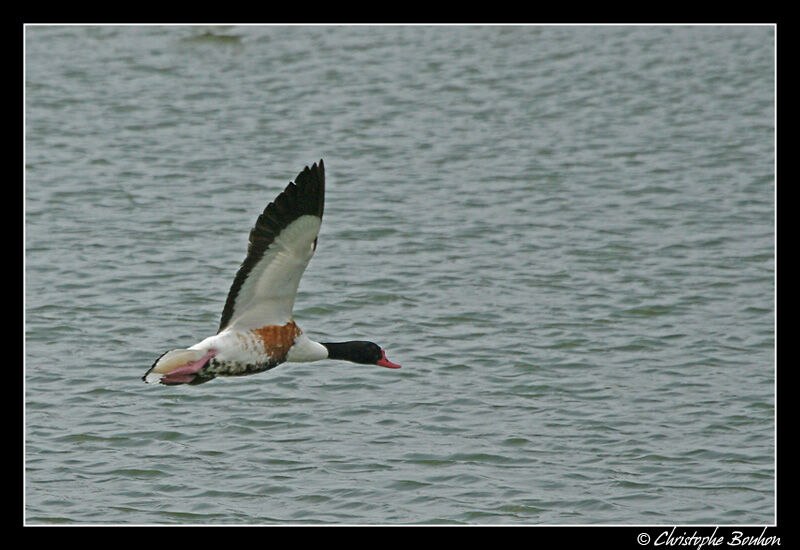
(143, 160), (401, 386)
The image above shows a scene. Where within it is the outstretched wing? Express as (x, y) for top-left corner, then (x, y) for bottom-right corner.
(218, 160), (325, 332)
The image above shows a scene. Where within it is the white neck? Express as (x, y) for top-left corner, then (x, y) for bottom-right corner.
(285, 334), (329, 363)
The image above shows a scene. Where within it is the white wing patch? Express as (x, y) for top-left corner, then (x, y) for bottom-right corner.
(225, 215), (321, 330)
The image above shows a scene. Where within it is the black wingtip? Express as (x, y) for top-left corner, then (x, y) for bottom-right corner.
(291, 159), (325, 220)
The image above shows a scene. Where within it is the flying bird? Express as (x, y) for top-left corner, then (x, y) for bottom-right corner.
(143, 160), (401, 386)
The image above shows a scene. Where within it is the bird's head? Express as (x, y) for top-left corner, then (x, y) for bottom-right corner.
(321, 341), (401, 369)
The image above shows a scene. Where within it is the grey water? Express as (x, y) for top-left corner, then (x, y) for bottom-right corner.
(25, 25), (775, 524)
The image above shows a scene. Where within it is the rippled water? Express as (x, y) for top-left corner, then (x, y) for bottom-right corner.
(25, 25), (775, 524)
